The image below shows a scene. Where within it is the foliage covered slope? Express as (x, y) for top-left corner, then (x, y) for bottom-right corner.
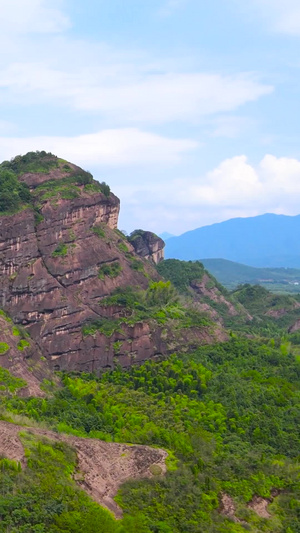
(1, 337), (300, 532)
(201, 258), (300, 294)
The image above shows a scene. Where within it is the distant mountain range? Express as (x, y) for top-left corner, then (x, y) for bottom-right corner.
(165, 213), (300, 268)
(201, 258), (300, 293)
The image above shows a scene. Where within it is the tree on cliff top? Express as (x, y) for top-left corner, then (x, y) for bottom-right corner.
(0, 169), (31, 213)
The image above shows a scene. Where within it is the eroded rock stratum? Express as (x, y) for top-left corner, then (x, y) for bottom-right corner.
(0, 152), (228, 373)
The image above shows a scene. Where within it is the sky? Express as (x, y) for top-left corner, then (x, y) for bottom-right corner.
(1, 0), (300, 235)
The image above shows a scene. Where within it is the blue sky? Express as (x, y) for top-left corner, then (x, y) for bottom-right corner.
(1, 0), (300, 234)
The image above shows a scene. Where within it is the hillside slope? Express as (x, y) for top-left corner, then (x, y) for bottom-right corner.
(165, 213), (300, 267)
(201, 258), (300, 293)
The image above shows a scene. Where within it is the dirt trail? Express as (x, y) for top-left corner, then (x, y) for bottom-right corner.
(0, 420), (168, 518)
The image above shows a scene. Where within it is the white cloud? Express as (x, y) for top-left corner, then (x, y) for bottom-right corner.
(239, 0), (300, 35)
(0, 61), (273, 124)
(0, 129), (197, 167)
(0, 1), (273, 126)
(118, 154), (300, 233)
(0, 0), (70, 34)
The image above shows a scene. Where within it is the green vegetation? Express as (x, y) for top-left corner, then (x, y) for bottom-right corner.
(157, 259), (227, 297)
(0, 152), (112, 213)
(17, 339), (30, 351)
(1, 338), (300, 531)
(157, 259), (205, 293)
(128, 256), (144, 272)
(52, 242), (68, 258)
(0, 367), (27, 393)
(225, 284), (300, 336)
(0, 432), (120, 532)
(118, 242), (129, 253)
(97, 283), (211, 330)
(0, 342), (9, 355)
(98, 261), (122, 279)
(0, 310), (12, 323)
(12, 326), (20, 336)
(33, 175), (88, 203)
(0, 151), (59, 175)
(202, 258), (300, 294)
(0, 151), (112, 220)
(82, 317), (123, 337)
(99, 181), (111, 197)
(0, 169), (31, 214)
(92, 224), (105, 238)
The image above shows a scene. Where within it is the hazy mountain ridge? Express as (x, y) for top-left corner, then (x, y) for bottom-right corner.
(165, 213), (300, 268)
(201, 258), (300, 293)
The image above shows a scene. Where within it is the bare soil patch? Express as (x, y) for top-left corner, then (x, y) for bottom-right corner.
(0, 420), (168, 518)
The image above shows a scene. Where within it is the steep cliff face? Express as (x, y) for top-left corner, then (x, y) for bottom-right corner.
(0, 309), (54, 396)
(0, 152), (221, 373)
(0, 157), (157, 372)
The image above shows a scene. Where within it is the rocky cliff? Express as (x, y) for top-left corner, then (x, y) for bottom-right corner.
(128, 230), (165, 264)
(0, 152), (222, 374)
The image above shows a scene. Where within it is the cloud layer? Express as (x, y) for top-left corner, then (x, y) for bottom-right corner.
(0, 1), (273, 126)
(118, 154), (300, 233)
(0, 129), (198, 167)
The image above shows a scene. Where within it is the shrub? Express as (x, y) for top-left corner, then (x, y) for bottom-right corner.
(52, 242), (68, 257)
(99, 181), (110, 197)
(82, 318), (122, 337)
(129, 257), (144, 272)
(92, 225), (105, 238)
(17, 340), (30, 351)
(118, 242), (128, 253)
(0, 170), (31, 213)
(0, 342), (9, 355)
(74, 171), (93, 186)
(98, 261), (122, 279)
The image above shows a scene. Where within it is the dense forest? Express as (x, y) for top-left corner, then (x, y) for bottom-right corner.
(1, 337), (300, 532)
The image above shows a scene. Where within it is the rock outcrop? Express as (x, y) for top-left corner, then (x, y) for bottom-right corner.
(128, 230), (165, 264)
(0, 152), (221, 373)
(0, 310), (53, 396)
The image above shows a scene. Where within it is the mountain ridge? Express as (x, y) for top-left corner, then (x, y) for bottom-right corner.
(165, 213), (300, 267)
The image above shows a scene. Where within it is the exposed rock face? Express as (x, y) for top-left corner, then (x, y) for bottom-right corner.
(0, 180), (158, 371)
(0, 311), (53, 396)
(190, 273), (252, 323)
(0, 154), (224, 373)
(0, 157), (180, 372)
(128, 230), (165, 264)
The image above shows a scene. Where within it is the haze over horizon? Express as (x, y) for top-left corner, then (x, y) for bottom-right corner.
(1, 1), (300, 234)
